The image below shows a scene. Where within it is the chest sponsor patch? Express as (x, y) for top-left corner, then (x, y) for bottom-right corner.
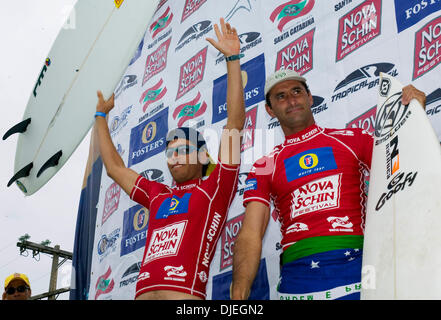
(156, 193), (191, 219)
(290, 174), (342, 219)
(144, 221), (187, 264)
(284, 147), (337, 181)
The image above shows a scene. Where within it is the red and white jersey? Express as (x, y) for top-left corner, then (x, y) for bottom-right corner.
(130, 161), (239, 299)
(243, 124), (373, 250)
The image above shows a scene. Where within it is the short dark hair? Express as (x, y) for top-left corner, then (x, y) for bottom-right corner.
(266, 81), (310, 108)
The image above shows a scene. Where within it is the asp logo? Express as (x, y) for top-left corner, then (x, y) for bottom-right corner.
(336, 0), (382, 61)
(128, 107), (168, 167)
(413, 15), (441, 80)
(173, 92), (207, 127)
(284, 147), (337, 181)
(270, 0), (315, 32)
(121, 205), (149, 257)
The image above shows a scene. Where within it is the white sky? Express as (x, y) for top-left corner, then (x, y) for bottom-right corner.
(0, 0), (83, 300)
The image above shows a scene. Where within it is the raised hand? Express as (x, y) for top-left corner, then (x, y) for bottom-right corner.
(206, 18), (241, 57)
(96, 91), (115, 115)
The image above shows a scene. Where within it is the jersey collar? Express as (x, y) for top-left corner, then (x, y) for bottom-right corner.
(283, 124), (323, 145)
(173, 178), (201, 191)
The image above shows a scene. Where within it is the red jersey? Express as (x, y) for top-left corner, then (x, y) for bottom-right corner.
(243, 124), (373, 251)
(130, 161), (239, 299)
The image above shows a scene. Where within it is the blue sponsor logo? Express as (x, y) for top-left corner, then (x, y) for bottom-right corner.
(128, 107), (168, 167)
(211, 258), (270, 300)
(97, 228), (120, 262)
(156, 193), (191, 219)
(121, 205), (149, 257)
(212, 54), (265, 123)
(244, 178), (257, 192)
(284, 147), (337, 181)
(395, 0), (441, 33)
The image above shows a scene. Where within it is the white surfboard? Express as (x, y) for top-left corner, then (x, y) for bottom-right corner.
(3, 0), (159, 196)
(361, 73), (441, 299)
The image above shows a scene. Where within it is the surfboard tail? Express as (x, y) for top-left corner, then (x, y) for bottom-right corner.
(2, 118), (31, 141)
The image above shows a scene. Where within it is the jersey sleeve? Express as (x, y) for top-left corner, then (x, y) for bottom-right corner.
(203, 160), (240, 207)
(243, 156), (273, 208)
(130, 175), (168, 209)
(356, 129), (374, 169)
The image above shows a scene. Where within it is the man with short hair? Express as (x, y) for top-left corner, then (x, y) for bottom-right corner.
(95, 18), (245, 300)
(3, 273), (32, 300)
(231, 69), (426, 300)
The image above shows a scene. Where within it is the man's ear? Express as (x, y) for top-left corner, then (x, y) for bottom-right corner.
(198, 149), (210, 165)
(265, 103), (275, 118)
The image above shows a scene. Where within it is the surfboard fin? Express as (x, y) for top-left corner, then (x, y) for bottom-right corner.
(37, 151), (63, 178)
(2, 118), (32, 141)
(7, 163), (33, 187)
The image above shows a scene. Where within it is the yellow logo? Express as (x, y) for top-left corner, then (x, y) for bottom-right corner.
(133, 207), (149, 231)
(114, 0), (124, 9)
(142, 121), (157, 144)
(299, 153), (318, 170)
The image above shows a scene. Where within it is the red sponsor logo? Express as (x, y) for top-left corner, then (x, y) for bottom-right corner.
(241, 106), (258, 152)
(270, 0), (315, 32)
(346, 105), (377, 135)
(149, 7), (173, 39)
(143, 37), (171, 85)
(182, 0), (207, 22)
(336, 0), (382, 61)
(95, 267), (115, 300)
(140, 79), (167, 113)
(413, 15), (441, 80)
(176, 47), (208, 100)
(276, 28), (315, 75)
(173, 92), (207, 127)
(102, 182), (121, 225)
(220, 213), (245, 270)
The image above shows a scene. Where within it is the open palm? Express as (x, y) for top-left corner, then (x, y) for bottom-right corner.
(206, 18), (241, 57)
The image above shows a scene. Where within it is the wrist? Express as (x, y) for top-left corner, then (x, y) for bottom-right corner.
(225, 53), (244, 62)
(95, 111), (107, 119)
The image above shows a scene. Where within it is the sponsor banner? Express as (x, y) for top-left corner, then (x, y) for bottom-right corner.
(241, 106), (258, 152)
(139, 78), (168, 113)
(346, 105), (377, 135)
(276, 28), (315, 75)
(212, 258), (270, 299)
(182, 0), (208, 22)
(172, 91), (207, 127)
(212, 54), (265, 124)
(143, 37), (172, 85)
(95, 267), (115, 300)
(336, 0), (382, 61)
(97, 228), (121, 262)
(121, 205), (149, 257)
(413, 15), (441, 79)
(128, 107), (169, 167)
(102, 182), (121, 225)
(176, 47), (208, 100)
(270, 0), (315, 32)
(220, 213), (245, 270)
(395, 0), (441, 33)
